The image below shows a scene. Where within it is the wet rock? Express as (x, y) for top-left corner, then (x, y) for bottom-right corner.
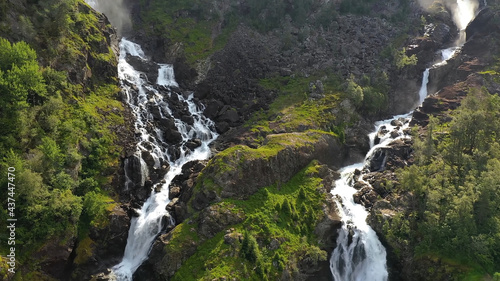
(185, 138), (202, 150)
(169, 186), (181, 199)
(367, 148), (387, 172)
(164, 128), (183, 144)
(390, 119), (403, 127)
(141, 151), (156, 168)
(181, 115), (194, 125)
(166, 198), (179, 212)
(159, 118), (176, 131)
(390, 130), (400, 139)
(353, 186), (378, 208)
(124, 154), (145, 187)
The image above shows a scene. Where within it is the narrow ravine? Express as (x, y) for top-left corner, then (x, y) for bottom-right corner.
(329, 1), (479, 280)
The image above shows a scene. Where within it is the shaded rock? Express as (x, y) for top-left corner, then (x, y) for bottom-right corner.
(197, 132), (343, 202)
(185, 139), (202, 150)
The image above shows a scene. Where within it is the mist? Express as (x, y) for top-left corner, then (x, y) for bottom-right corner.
(86, 0), (132, 35)
(416, 0), (479, 30)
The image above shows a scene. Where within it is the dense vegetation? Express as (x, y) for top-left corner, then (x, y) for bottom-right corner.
(0, 0), (124, 278)
(380, 89), (500, 279)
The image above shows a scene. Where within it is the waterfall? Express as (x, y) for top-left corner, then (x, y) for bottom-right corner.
(329, 1), (479, 280)
(418, 69), (429, 104)
(108, 39), (218, 280)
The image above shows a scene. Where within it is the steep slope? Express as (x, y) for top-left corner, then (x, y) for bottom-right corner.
(0, 1), (133, 280)
(365, 5), (500, 281)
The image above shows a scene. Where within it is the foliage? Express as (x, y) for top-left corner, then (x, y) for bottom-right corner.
(390, 89), (500, 277)
(171, 161), (329, 280)
(344, 72), (389, 116)
(0, 0), (124, 273)
(394, 47), (418, 69)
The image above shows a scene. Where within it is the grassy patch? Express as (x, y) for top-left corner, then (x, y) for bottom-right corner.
(244, 74), (342, 144)
(172, 161), (328, 280)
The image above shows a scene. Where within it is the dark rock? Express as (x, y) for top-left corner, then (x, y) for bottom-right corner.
(173, 201), (188, 223)
(219, 108), (240, 125)
(203, 100), (223, 119)
(141, 151), (156, 168)
(185, 139), (202, 150)
(216, 121), (230, 133)
(164, 128), (183, 144)
(181, 115), (194, 125)
(390, 130), (400, 139)
(159, 118), (176, 131)
(167, 147), (181, 162)
(366, 148), (387, 172)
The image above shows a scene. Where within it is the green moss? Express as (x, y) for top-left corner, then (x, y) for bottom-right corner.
(172, 161), (328, 280)
(164, 220), (201, 256)
(244, 74), (342, 142)
(74, 237), (95, 265)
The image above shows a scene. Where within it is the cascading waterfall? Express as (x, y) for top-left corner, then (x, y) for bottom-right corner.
(108, 39), (218, 281)
(330, 114), (411, 281)
(329, 1), (479, 280)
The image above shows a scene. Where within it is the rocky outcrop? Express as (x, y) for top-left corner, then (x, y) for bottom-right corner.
(72, 205), (131, 281)
(136, 162), (342, 281)
(191, 132), (344, 211)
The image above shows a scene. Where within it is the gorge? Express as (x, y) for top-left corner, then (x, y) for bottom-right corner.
(1, 0), (500, 281)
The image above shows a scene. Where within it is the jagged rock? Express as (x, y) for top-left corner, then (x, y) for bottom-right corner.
(76, 205), (130, 280)
(197, 204), (245, 238)
(169, 186), (181, 199)
(197, 132), (343, 202)
(224, 228), (243, 247)
(185, 138), (202, 150)
(353, 186), (378, 208)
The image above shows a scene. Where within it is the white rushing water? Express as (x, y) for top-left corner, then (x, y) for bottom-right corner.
(329, 1), (479, 280)
(330, 114), (411, 281)
(109, 39), (218, 280)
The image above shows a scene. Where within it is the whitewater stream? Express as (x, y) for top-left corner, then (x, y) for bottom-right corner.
(329, 1), (479, 280)
(107, 39), (218, 280)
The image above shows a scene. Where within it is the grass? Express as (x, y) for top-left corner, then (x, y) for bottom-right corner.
(244, 74), (342, 146)
(171, 161), (328, 280)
